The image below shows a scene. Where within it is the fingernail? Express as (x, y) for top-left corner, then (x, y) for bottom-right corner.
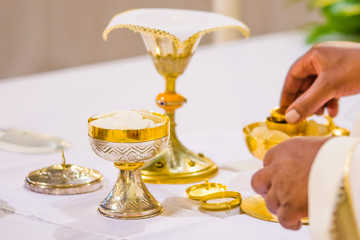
(285, 109), (300, 124)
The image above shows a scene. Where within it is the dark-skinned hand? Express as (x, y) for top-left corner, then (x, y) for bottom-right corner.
(280, 41), (360, 124)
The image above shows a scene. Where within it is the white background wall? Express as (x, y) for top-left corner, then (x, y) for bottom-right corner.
(0, 0), (321, 79)
(213, 0), (321, 42)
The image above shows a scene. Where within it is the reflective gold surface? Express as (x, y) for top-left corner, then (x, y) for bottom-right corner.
(24, 150), (103, 195)
(201, 191), (242, 211)
(244, 116), (350, 160)
(141, 111), (218, 184)
(241, 194), (309, 224)
(242, 108), (349, 223)
(186, 180), (227, 201)
(103, 9), (250, 184)
(139, 35), (219, 184)
(266, 117), (307, 136)
(88, 111), (169, 143)
(88, 111), (170, 219)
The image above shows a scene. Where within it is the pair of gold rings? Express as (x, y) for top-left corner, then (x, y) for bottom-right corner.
(200, 191), (242, 211)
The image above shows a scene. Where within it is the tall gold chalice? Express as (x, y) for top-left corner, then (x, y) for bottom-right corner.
(88, 110), (169, 219)
(241, 107), (349, 223)
(103, 8), (250, 184)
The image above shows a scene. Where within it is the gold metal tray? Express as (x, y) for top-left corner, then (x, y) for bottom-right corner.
(241, 194), (309, 224)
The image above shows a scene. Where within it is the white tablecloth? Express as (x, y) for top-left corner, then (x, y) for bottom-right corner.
(1, 31), (359, 240)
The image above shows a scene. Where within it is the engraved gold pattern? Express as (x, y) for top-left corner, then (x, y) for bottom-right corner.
(88, 111), (169, 219)
(89, 136), (169, 163)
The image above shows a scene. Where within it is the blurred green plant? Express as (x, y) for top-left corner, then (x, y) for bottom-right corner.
(300, 0), (360, 43)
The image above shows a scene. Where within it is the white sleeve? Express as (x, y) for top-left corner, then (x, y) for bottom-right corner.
(350, 141), (360, 234)
(309, 137), (360, 240)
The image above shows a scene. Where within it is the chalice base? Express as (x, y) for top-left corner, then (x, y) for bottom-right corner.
(141, 137), (218, 184)
(99, 167), (163, 219)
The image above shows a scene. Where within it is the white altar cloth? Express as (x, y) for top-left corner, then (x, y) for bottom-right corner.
(1, 31), (360, 240)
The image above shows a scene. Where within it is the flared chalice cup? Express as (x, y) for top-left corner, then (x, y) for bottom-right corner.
(102, 9), (250, 184)
(88, 111), (170, 219)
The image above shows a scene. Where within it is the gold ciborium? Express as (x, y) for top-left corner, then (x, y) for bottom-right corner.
(88, 111), (170, 219)
(103, 8), (250, 184)
(241, 107), (349, 223)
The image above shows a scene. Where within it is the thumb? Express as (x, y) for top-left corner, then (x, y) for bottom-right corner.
(285, 75), (332, 124)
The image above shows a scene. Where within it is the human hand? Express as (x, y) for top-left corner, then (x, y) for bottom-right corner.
(280, 41), (360, 124)
(251, 137), (330, 230)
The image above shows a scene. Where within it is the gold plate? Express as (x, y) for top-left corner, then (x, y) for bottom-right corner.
(200, 191), (242, 211)
(186, 180), (227, 200)
(241, 194), (309, 224)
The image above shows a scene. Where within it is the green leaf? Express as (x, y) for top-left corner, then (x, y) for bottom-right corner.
(325, 1), (360, 16)
(310, 0), (342, 8)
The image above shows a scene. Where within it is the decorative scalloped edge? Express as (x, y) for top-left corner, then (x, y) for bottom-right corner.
(103, 9), (250, 48)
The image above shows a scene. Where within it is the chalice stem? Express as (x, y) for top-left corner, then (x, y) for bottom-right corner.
(165, 75), (177, 93)
(98, 164), (162, 219)
(141, 63), (218, 183)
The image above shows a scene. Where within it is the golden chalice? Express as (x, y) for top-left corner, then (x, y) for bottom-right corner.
(88, 110), (169, 219)
(103, 8), (250, 184)
(241, 107), (350, 223)
(139, 33), (219, 184)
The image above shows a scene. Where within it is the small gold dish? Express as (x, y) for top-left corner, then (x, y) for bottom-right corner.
(200, 191), (242, 211)
(266, 117), (307, 136)
(244, 107), (350, 160)
(241, 194), (309, 224)
(267, 107), (307, 136)
(186, 180), (227, 200)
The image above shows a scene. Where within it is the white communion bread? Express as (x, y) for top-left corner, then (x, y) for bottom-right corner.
(91, 110), (162, 130)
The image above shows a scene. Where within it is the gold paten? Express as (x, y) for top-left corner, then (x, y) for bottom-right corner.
(200, 191), (242, 211)
(186, 180), (227, 200)
(241, 194), (309, 224)
(88, 111), (170, 219)
(24, 150), (103, 195)
(103, 11), (249, 184)
(242, 107), (350, 223)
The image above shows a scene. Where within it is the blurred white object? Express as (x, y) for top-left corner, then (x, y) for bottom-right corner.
(0, 128), (70, 154)
(90, 110), (161, 130)
(212, 0), (243, 43)
(103, 8), (249, 42)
